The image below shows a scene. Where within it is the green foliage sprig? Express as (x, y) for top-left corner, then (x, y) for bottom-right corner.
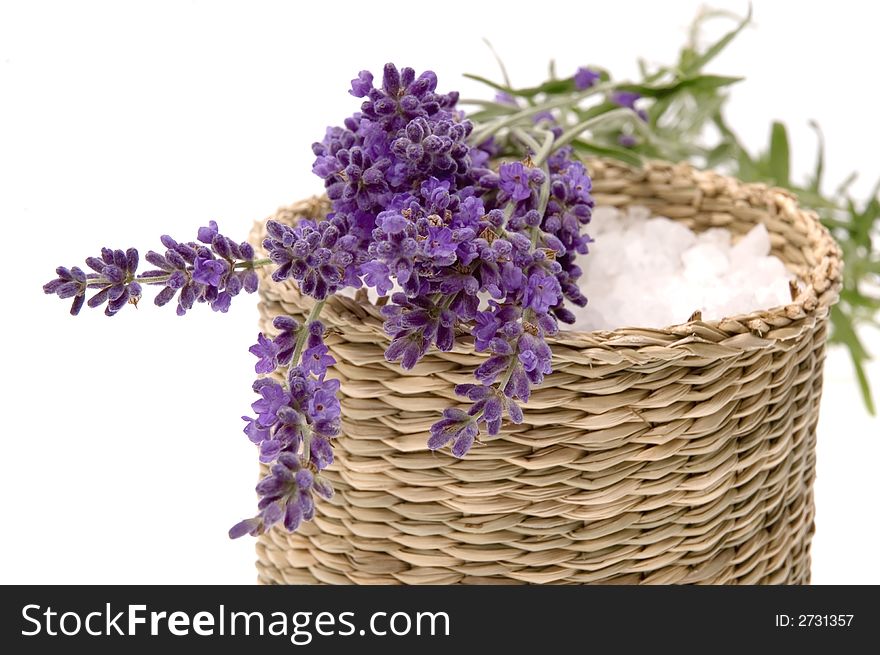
(463, 6), (879, 412)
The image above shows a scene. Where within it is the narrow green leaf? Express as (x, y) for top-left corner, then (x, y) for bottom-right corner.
(678, 47), (698, 74)
(769, 121), (791, 186)
(571, 139), (644, 167)
(464, 73), (580, 100)
(482, 38), (512, 89)
(831, 305), (870, 363)
(615, 75), (743, 100)
(683, 5), (752, 75)
(835, 171), (858, 197)
(679, 74), (745, 93)
(840, 289), (880, 311)
(808, 120), (825, 193)
(574, 101), (619, 122)
(851, 350), (877, 415)
(706, 143), (734, 168)
(462, 73), (513, 95)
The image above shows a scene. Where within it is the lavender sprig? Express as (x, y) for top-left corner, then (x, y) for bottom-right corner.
(43, 221), (269, 316)
(232, 303), (338, 538)
(46, 63), (612, 541)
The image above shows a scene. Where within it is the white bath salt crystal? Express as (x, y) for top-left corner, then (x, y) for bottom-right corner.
(755, 285), (784, 309)
(697, 227), (732, 250)
(641, 216), (697, 255)
(588, 205), (621, 235)
(571, 205), (794, 331)
(682, 242), (730, 281)
(730, 223), (771, 266)
(626, 205), (652, 222)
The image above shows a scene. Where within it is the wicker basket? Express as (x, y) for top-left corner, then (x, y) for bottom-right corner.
(251, 159), (841, 585)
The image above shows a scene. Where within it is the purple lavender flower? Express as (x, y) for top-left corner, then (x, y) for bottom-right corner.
(139, 223), (260, 315)
(43, 265), (89, 315)
(498, 161), (533, 202)
(376, 210), (409, 235)
(357, 63), (458, 134)
(193, 256), (226, 287)
(382, 293), (457, 366)
(611, 90), (641, 109)
(229, 450), (334, 538)
(360, 261), (393, 296)
(308, 381), (341, 422)
(302, 344), (335, 378)
(349, 70), (374, 97)
(423, 227), (457, 260)
(524, 272), (562, 314)
(263, 217), (363, 300)
(44, 248), (143, 316)
(197, 220), (219, 244)
(391, 116), (473, 178)
(242, 416), (270, 444)
(251, 381), (291, 428)
(249, 333), (280, 374)
(427, 407), (479, 457)
(575, 67), (600, 90)
(271, 315), (301, 367)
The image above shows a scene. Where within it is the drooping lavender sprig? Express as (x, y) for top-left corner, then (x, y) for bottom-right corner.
(43, 221), (269, 316)
(231, 305), (340, 538)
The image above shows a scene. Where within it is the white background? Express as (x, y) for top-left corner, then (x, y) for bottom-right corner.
(1, 0), (877, 584)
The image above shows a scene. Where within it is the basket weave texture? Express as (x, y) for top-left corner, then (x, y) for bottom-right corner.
(252, 159), (841, 585)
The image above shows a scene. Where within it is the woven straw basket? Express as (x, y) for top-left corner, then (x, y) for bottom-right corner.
(251, 158), (841, 585)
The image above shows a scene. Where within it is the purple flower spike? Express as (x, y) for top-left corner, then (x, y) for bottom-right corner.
(611, 90), (641, 110)
(575, 67), (600, 90)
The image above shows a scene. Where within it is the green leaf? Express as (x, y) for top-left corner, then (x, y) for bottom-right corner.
(835, 172), (858, 197)
(706, 142), (734, 168)
(482, 38), (512, 89)
(678, 47), (698, 74)
(571, 139), (644, 167)
(829, 304), (876, 415)
(682, 5), (752, 75)
(768, 121), (791, 186)
(464, 72), (582, 100)
(462, 73), (514, 96)
(808, 120), (825, 193)
(840, 289), (880, 311)
(615, 75), (743, 100)
(852, 350), (877, 416)
(574, 101), (620, 122)
(526, 78), (577, 97)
